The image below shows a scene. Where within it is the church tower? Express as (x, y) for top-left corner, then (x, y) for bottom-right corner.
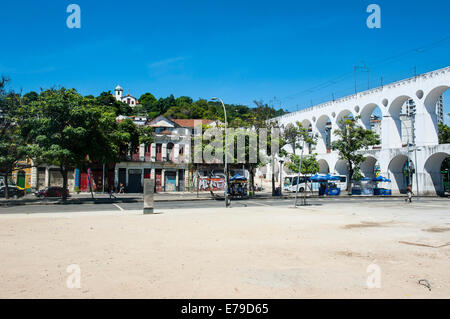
(114, 85), (123, 101)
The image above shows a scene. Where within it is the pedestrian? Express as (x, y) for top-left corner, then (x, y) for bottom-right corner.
(405, 184), (413, 203)
(109, 187), (117, 199)
(119, 183), (125, 194)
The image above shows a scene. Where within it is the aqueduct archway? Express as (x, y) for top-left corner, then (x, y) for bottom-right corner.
(360, 156), (378, 179)
(318, 159), (330, 174)
(269, 66), (450, 195)
(423, 152), (449, 196)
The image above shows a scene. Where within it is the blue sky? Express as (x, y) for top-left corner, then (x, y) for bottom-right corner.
(1, 0), (449, 121)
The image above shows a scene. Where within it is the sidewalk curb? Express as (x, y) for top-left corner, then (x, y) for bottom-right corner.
(0, 194), (444, 207)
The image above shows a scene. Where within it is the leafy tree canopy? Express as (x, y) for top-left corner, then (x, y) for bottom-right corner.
(438, 122), (450, 144)
(331, 117), (380, 192)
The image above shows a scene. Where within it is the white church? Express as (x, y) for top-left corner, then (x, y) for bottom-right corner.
(114, 85), (138, 107)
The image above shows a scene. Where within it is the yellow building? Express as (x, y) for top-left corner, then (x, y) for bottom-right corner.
(11, 159), (33, 193)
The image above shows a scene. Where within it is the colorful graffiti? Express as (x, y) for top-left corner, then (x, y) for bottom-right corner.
(198, 177), (225, 191)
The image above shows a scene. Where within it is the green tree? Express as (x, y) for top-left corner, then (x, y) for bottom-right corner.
(139, 93), (158, 113)
(156, 95), (176, 115)
(96, 91), (132, 116)
(331, 117), (380, 193)
(114, 118), (141, 159)
(23, 91), (38, 104)
(23, 88), (137, 201)
(438, 122), (450, 144)
(288, 153), (320, 175)
(0, 77), (32, 199)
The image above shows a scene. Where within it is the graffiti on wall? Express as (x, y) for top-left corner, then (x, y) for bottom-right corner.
(198, 177), (225, 191)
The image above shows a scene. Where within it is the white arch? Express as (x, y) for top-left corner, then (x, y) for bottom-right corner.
(360, 156), (378, 178)
(335, 159), (348, 176)
(388, 95), (411, 118)
(360, 103), (381, 129)
(301, 119), (312, 130)
(388, 154), (410, 194)
(317, 159), (330, 174)
(385, 95), (413, 148)
(424, 152), (449, 196)
(424, 85), (449, 114)
(336, 109), (353, 128)
(316, 114), (332, 153)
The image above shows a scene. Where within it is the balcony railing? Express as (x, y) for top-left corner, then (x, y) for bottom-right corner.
(120, 153), (185, 163)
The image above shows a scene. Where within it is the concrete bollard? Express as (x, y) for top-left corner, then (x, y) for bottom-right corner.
(143, 179), (155, 214)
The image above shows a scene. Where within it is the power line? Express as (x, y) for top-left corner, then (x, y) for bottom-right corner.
(280, 35), (450, 111)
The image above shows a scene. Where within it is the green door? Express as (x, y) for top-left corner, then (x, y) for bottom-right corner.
(17, 171), (26, 188)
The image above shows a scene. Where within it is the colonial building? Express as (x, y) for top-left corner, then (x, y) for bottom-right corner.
(114, 116), (215, 192)
(114, 85), (138, 107)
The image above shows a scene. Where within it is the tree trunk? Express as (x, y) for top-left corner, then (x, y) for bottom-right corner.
(88, 169), (95, 199)
(3, 174), (9, 200)
(61, 168), (68, 202)
(250, 165), (255, 195)
(208, 170), (215, 198)
(272, 171), (276, 196)
(347, 162), (353, 193)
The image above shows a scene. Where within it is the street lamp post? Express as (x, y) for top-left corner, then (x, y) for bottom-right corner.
(400, 114), (411, 190)
(211, 97), (229, 207)
(412, 113), (419, 200)
(294, 139), (305, 207)
(401, 113), (420, 200)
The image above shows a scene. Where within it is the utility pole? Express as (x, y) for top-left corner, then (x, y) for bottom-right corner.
(412, 113), (420, 200)
(211, 97), (229, 207)
(354, 63), (370, 94)
(294, 139), (305, 207)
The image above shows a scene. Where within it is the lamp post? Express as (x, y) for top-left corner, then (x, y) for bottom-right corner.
(401, 112), (419, 200)
(294, 132), (317, 207)
(412, 113), (420, 200)
(211, 97), (229, 207)
(294, 139), (305, 207)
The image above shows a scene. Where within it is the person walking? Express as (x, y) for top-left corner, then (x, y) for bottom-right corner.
(109, 187), (117, 199)
(118, 183), (125, 194)
(405, 184), (413, 203)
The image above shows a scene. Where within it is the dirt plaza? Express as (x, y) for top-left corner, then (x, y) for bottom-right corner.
(0, 199), (449, 298)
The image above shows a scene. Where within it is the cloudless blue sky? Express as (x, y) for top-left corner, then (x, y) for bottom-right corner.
(1, 0), (449, 121)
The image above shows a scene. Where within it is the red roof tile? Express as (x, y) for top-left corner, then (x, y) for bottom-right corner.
(172, 119), (213, 127)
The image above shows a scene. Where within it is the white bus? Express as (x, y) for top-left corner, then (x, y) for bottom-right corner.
(283, 175), (311, 193)
(332, 175), (347, 190)
(284, 174), (347, 193)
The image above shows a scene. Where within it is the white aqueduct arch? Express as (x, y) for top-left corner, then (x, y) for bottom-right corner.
(270, 66), (450, 195)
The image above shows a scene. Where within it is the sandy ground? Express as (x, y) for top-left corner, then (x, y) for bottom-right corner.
(0, 201), (449, 298)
